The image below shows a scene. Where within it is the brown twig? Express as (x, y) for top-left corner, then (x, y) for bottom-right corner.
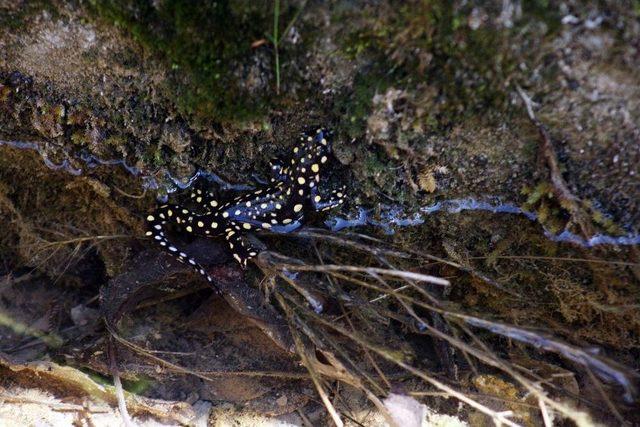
(515, 84), (594, 238)
(113, 185), (147, 199)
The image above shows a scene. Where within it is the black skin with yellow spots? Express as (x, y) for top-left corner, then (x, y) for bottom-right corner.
(146, 128), (345, 282)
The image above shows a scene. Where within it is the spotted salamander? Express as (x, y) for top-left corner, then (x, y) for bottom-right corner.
(145, 128), (345, 282)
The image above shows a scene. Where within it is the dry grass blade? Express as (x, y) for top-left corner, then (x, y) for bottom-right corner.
(285, 294), (521, 427)
(277, 263), (450, 286)
(308, 257), (638, 405)
(280, 229), (519, 296)
(455, 314), (639, 403)
(470, 254), (640, 267)
(105, 323), (309, 381)
(277, 293), (344, 427)
(297, 229), (411, 260)
(19, 231), (129, 281)
(397, 303), (601, 425)
(253, 225), (638, 425)
(269, 262), (517, 424)
(113, 371), (135, 427)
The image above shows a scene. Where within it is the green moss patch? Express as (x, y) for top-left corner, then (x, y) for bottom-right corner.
(89, 0), (277, 124)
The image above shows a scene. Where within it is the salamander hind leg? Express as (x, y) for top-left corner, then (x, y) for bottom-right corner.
(224, 223), (260, 268)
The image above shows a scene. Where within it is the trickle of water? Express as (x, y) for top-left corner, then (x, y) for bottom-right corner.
(326, 198), (640, 248)
(2, 140), (637, 247)
(0, 139), (248, 200)
(0, 139), (82, 175)
(79, 151), (141, 176)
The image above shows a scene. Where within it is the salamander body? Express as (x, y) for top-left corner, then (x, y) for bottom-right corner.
(145, 128), (344, 281)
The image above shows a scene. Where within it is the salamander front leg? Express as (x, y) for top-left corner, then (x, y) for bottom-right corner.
(310, 185), (346, 212)
(189, 188), (222, 212)
(269, 158), (287, 183)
